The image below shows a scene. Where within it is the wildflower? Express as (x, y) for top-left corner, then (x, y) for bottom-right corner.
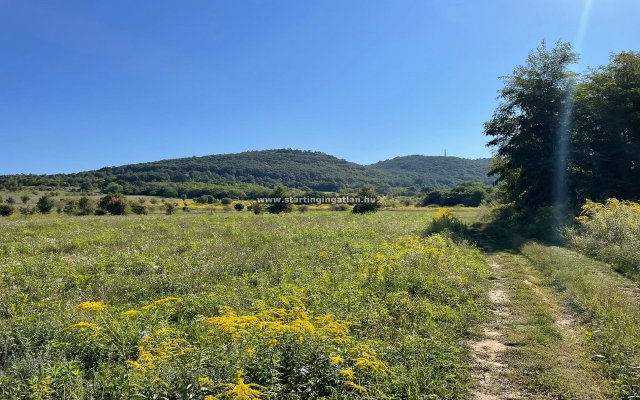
(75, 301), (107, 312)
(343, 380), (366, 393)
(355, 352), (387, 374)
(153, 296), (182, 306)
(215, 370), (265, 400)
(340, 369), (355, 380)
(331, 356), (345, 365)
(66, 321), (98, 330)
(121, 309), (139, 317)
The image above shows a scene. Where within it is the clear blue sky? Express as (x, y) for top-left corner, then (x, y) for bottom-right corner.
(1, 0), (638, 174)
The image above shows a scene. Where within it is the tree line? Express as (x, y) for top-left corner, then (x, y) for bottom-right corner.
(486, 41), (640, 211)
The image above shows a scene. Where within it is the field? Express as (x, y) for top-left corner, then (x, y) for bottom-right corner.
(0, 210), (490, 399)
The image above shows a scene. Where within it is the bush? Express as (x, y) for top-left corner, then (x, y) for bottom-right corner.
(267, 187), (293, 214)
(569, 199), (640, 279)
(233, 203), (245, 211)
(424, 209), (467, 238)
(78, 196), (95, 215)
(298, 205), (309, 213)
(0, 204), (14, 217)
(130, 202), (148, 215)
(164, 203), (177, 215)
(252, 203), (265, 215)
(20, 195), (30, 204)
(98, 194), (128, 215)
(5, 196), (15, 204)
(63, 200), (78, 215)
(221, 197), (232, 205)
(352, 187), (381, 214)
(36, 195), (55, 214)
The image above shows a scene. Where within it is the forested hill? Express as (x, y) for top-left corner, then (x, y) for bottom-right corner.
(369, 156), (494, 187)
(0, 149), (492, 197)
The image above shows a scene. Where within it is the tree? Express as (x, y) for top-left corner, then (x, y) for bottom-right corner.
(77, 196), (95, 215)
(267, 187), (293, 214)
(572, 51), (640, 201)
(352, 186), (381, 214)
(485, 41), (578, 209)
(36, 195), (55, 214)
(234, 203), (245, 211)
(98, 194), (128, 215)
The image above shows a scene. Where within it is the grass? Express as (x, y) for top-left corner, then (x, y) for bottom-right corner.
(568, 199), (640, 282)
(521, 243), (640, 398)
(0, 211), (490, 399)
(488, 250), (612, 399)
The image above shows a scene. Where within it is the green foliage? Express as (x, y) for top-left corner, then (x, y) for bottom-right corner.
(98, 194), (129, 215)
(485, 40), (578, 209)
(572, 52), (640, 201)
(36, 195), (55, 214)
(130, 202), (148, 215)
(0, 212), (490, 399)
(164, 202), (177, 215)
(267, 187), (293, 214)
(77, 196), (95, 215)
(351, 186), (381, 214)
(568, 199), (640, 280)
(233, 202), (245, 211)
(422, 181), (494, 207)
(425, 209), (468, 238)
(0, 204), (14, 217)
(251, 202), (265, 215)
(20, 195), (29, 204)
(221, 197), (232, 205)
(0, 149), (492, 197)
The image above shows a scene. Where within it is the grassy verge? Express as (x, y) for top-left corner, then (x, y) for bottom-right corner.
(521, 243), (640, 398)
(0, 212), (489, 399)
(488, 251), (611, 399)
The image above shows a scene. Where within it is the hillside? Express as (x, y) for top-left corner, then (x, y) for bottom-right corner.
(369, 155), (494, 187)
(0, 149), (492, 198)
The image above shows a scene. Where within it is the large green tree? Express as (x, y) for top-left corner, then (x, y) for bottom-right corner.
(485, 41), (578, 209)
(572, 51), (640, 201)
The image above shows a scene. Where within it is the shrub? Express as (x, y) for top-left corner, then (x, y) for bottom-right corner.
(5, 196), (15, 204)
(77, 196), (95, 215)
(352, 187), (381, 214)
(98, 194), (128, 215)
(569, 199), (640, 279)
(36, 195), (55, 214)
(425, 209), (467, 238)
(252, 203), (265, 215)
(221, 197), (232, 205)
(94, 208), (107, 215)
(63, 200), (78, 215)
(267, 187), (293, 214)
(298, 205), (309, 213)
(0, 204), (14, 217)
(164, 203), (177, 215)
(130, 202), (148, 215)
(233, 203), (245, 211)
(20, 195), (30, 204)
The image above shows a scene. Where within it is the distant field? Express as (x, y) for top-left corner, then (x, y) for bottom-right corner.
(0, 211), (489, 399)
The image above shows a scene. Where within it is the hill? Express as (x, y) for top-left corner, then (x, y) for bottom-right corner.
(369, 155), (494, 188)
(0, 149), (492, 198)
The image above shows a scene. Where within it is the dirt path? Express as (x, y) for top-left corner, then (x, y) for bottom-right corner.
(470, 259), (524, 400)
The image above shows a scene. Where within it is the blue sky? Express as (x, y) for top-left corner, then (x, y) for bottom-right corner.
(1, 0), (638, 174)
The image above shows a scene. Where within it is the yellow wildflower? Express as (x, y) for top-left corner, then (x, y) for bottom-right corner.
(75, 301), (107, 312)
(215, 370), (265, 400)
(121, 309), (139, 317)
(153, 296), (182, 306)
(343, 380), (366, 393)
(330, 356), (345, 365)
(340, 369), (355, 380)
(66, 321), (98, 330)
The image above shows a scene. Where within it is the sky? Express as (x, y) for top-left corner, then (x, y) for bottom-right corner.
(0, 0), (639, 174)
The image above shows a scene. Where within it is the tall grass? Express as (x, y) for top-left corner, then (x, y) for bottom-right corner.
(568, 199), (640, 281)
(0, 212), (489, 399)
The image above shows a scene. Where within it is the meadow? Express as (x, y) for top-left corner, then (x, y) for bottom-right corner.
(0, 210), (490, 399)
